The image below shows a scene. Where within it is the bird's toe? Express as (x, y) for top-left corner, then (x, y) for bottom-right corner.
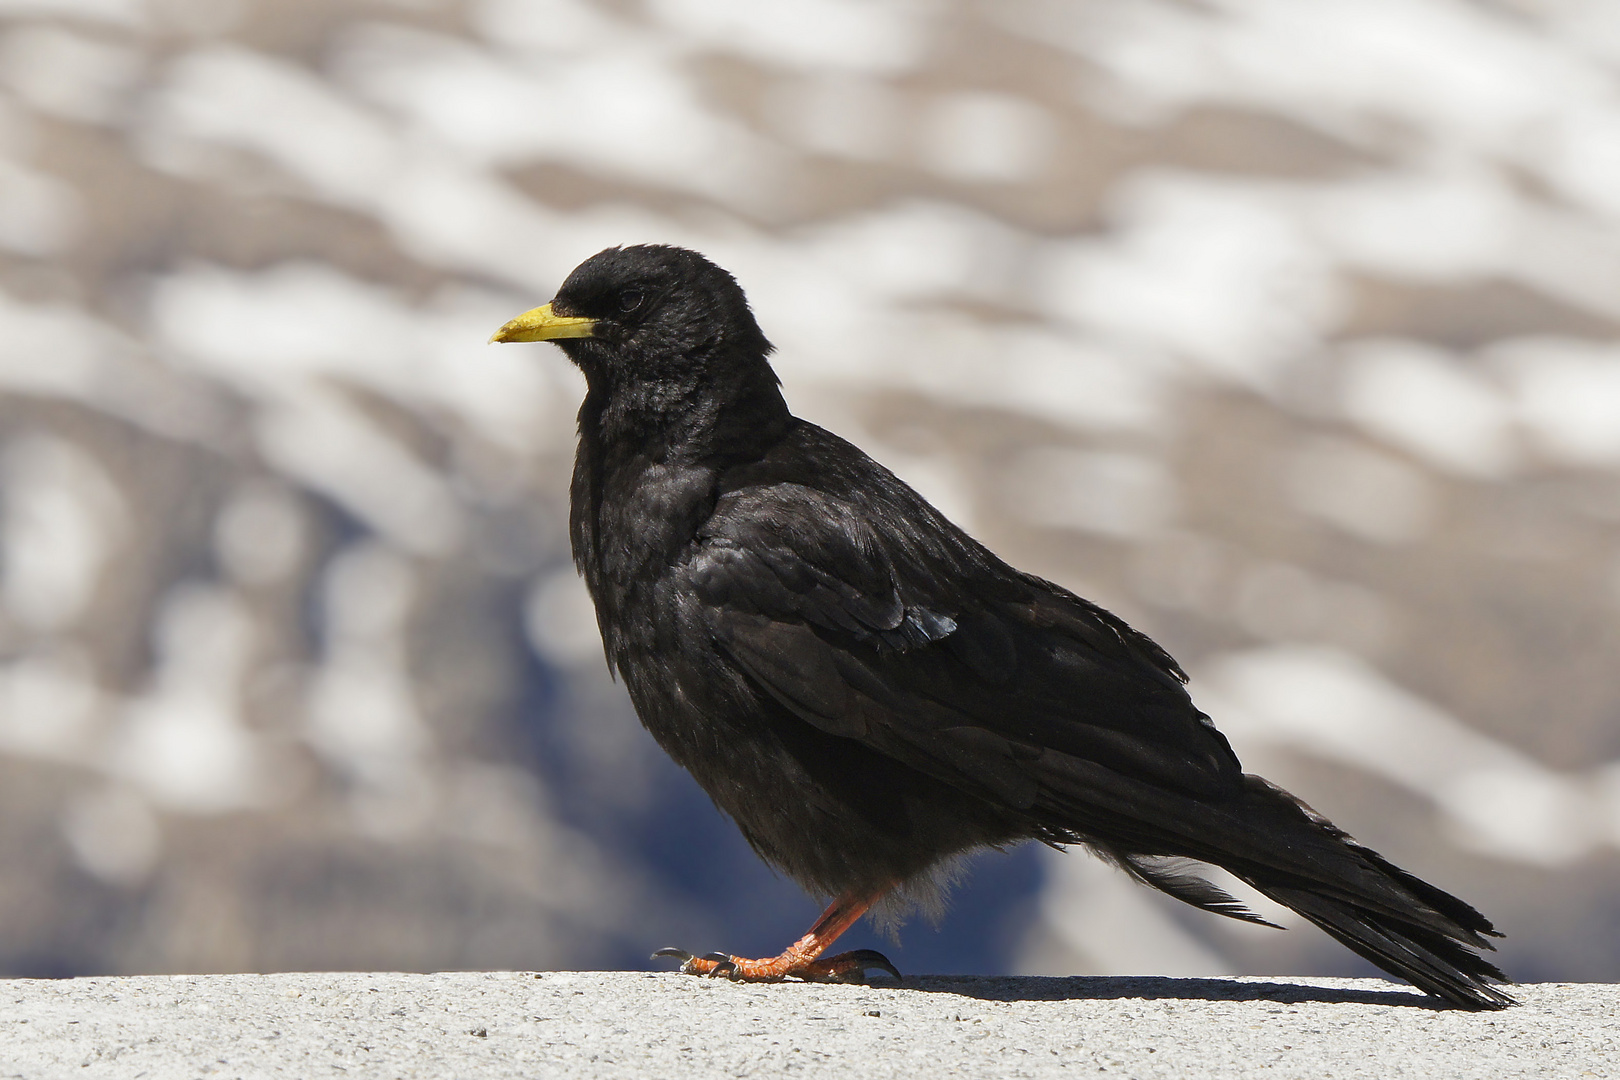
(651, 946), (744, 978)
(844, 949), (903, 983)
(801, 948), (902, 984)
(699, 952), (741, 979)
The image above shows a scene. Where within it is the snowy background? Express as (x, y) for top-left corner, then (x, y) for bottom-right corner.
(1, 0), (1618, 983)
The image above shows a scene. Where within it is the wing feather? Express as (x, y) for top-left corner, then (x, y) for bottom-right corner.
(687, 480), (1242, 813)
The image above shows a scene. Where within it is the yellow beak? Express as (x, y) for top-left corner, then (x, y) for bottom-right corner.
(488, 302), (596, 343)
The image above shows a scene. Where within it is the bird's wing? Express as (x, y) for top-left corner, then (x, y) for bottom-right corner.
(686, 482), (1243, 816)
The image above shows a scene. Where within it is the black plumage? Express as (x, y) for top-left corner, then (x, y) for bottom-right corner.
(490, 244), (1512, 1009)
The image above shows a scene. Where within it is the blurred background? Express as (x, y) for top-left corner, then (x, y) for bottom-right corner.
(0, 0), (1617, 985)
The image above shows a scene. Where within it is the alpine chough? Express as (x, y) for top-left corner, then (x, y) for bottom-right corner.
(491, 244), (1512, 1009)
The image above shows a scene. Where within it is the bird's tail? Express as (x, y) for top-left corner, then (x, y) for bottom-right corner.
(1115, 775), (1515, 1010)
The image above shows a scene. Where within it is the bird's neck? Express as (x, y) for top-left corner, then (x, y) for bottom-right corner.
(569, 351), (793, 663)
(581, 352), (792, 467)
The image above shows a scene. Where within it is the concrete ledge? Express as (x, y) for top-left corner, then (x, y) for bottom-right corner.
(1, 972), (1611, 1079)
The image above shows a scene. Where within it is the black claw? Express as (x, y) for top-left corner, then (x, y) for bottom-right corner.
(652, 947), (694, 965)
(699, 951), (739, 979)
(842, 949), (903, 984)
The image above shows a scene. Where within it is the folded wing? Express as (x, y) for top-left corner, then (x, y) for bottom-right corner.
(686, 482), (1245, 818)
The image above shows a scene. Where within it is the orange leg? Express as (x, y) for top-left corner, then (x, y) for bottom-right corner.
(652, 887), (901, 983)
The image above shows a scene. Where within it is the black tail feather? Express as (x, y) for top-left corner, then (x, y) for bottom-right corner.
(1095, 774), (1516, 1010)
(1109, 851), (1282, 929)
(1255, 881), (1514, 1010)
(1226, 777), (1515, 1010)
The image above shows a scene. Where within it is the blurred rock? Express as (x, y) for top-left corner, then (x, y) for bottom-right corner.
(0, 0), (1617, 983)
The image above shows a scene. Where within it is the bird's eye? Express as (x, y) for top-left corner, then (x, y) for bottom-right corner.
(619, 290), (644, 313)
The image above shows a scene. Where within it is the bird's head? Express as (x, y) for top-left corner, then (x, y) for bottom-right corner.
(490, 245), (774, 392)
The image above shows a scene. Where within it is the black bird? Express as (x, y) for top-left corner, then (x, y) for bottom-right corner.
(490, 244), (1512, 1009)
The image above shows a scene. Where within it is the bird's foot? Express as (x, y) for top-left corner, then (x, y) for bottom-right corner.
(651, 946), (901, 984)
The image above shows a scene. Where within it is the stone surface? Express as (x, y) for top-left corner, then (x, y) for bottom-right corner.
(0, 972), (1612, 1079)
